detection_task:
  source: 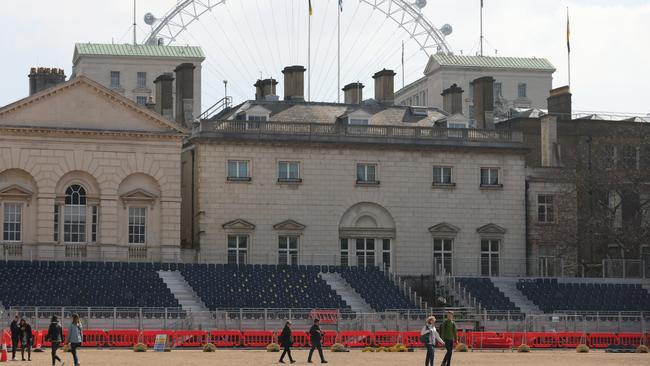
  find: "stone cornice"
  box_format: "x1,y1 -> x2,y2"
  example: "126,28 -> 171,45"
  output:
0,125 -> 184,141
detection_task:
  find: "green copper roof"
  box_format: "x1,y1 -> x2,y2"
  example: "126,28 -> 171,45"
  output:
431,54 -> 555,72
74,43 -> 205,61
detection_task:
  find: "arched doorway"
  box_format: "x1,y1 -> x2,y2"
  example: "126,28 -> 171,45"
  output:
339,202 -> 395,270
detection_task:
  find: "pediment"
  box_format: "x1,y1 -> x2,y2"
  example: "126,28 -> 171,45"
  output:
428,222 -> 460,235
0,184 -> 34,202
273,219 -> 306,231
424,55 -> 441,75
246,105 -> 271,115
120,188 -> 159,208
0,76 -> 187,135
222,219 -> 256,231
476,223 -> 507,235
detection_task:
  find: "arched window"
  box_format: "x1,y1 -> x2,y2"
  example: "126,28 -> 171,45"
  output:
63,185 -> 87,243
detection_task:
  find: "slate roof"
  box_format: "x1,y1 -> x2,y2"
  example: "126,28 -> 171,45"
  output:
73,43 -> 205,63
429,54 -> 555,72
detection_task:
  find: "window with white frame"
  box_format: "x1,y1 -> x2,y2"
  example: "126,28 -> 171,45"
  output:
480,168 -> 500,186
480,239 -> 500,276
227,235 -> 248,264
278,235 -> 299,265
433,238 -> 453,274
340,238 -> 349,266
537,194 -> 555,223
448,122 -> 468,129
2,203 -> 22,242
110,71 -> 120,88
63,184 -> 87,243
53,205 -> 59,242
227,160 -> 250,181
348,118 -> 369,125
494,82 -> 502,97
278,161 -> 300,181
128,207 -> 146,244
381,239 -> 391,269
356,238 -> 375,268
247,115 -> 267,122
433,166 -> 453,185
517,83 -> 527,98
356,163 -> 378,184
136,72 -> 147,89
136,96 -> 148,106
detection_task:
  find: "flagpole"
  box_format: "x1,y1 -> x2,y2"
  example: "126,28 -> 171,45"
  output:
401,40 -> 405,89
479,0 -> 483,56
337,3 -> 341,103
567,7 -> 571,88
308,4 -> 311,101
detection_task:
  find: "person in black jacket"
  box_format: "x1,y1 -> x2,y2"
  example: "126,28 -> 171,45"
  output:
10,315 -> 20,361
307,319 -> 327,364
18,318 -> 33,361
46,316 -> 65,366
278,320 -> 295,364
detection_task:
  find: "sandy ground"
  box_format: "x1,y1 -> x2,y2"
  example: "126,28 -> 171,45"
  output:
29,348 -> 649,366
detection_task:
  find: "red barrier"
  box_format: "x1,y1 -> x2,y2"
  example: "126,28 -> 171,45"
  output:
41,329 -> 69,348
31,330 -> 42,351
242,331 -> 274,347
209,330 -> 242,347
338,331 -> 373,348
374,331 -> 401,347
465,332 -> 499,348
503,332 -> 526,347
321,331 -> 338,347
556,332 -> 585,348
82,330 -> 107,347
617,333 -> 643,347
172,330 -> 208,347
142,330 -> 175,348
588,333 -> 618,349
527,333 -> 557,349
276,330 -> 309,347
402,331 -> 423,348
107,330 -> 140,347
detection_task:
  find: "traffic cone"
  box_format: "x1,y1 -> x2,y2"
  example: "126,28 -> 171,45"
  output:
0,336 -> 7,362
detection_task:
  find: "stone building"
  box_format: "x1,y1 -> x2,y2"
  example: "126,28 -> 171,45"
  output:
182,67 -> 529,277
0,73 -> 187,262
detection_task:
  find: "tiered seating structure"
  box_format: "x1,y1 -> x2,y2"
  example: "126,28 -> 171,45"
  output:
455,277 -> 519,311
336,266 -> 419,311
517,279 -> 650,313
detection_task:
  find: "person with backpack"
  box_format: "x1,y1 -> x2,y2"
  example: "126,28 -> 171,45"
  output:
439,311 -> 458,366
278,320 -> 295,364
420,316 -> 444,366
65,314 -> 83,366
46,315 -> 65,366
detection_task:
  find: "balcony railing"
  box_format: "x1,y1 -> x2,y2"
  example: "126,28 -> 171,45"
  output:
196,120 -> 523,144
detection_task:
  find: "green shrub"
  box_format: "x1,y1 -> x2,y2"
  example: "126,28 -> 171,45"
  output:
576,344 -> 590,353
203,343 -> 217,352
388,343 -> 407,352
266,343 -> 280,352
362,346 -> 375,352
133,343 -> 148,352
62,344 -> 71,353
376,346 -> 388,352
517,344 -> 530,353
330,343 -> 347,352
636,345 -> 649,353
455,343 -> 468,352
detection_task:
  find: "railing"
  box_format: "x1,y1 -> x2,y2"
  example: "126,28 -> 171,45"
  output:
199,96 -> 233,120
197,120 -> 524,143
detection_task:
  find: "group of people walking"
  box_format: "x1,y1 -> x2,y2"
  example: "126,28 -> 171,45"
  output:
278,318 -> 328,364
9,313 -> 83,366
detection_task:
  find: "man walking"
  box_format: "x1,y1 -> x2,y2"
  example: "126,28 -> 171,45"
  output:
10,315 -> 20,361
440,311 -> 458,366
278,320 -> 295,364
308,319 -> 327,363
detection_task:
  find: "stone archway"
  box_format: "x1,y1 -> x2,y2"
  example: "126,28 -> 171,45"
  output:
339,202 -> 395,269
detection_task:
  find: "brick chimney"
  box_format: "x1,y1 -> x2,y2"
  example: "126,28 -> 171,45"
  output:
547,85 -> 572,120
28,67 -> 66,95
373,69 -> 396,104
472,76 -> 495,129
174,63 -> 195,126
282,66 -> 306,102
154,73 -> 174,119
541,115 -> 561,167
254,78 -> 278,101
441,83 -> 464,115
343,82 -> 364,104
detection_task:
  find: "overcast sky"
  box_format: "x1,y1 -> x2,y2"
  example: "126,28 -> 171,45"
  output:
1,0 -> 648,114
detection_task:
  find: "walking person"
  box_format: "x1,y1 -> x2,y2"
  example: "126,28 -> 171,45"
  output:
46,316 -> 65,366
65,314 -> 83,366
307,319 -> 327,364
421,316 -> 444,366
439,311 -> 458,366
10,315 -> 20,361
18,318 -> 33,361
278,320 -> 296,364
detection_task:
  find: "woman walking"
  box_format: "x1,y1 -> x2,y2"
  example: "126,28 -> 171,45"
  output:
66,314 -> 83,366
19,318 -> 33,361
46,316 -> 65,366
420,316 -> 444,366
278,320 -> 295,364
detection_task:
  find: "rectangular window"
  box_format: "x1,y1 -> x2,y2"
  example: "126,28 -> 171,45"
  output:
136,96 -> 148,106
480,239 -> 500,276
278,235 -> 299,265
136,72 -> 147,88
382,239 -> 391,269
356,238 -> 375,268
91,205 -> 98,243
227,235 -> 248,265
349,118 -> 369,126
621,146 -> 638,170
433,166 -> 453,185
53,205 -> 59,242
340,238 -> 349,266
433,238 -> 453,275
63,205 -> 86,243
227,160 -> 250,181
128,207 -> 146,244
640,193 -> 650,227
604,145 -> 616,169
2,203 -> 22,242
494,82 -> 502,97
480,168 -> 500,186
110,71 -> 120,88
537,194 -> 555,223
356,163 -> 378,184
247,115 -> 267,121
278,161 -> 300,181
517,83 -> 527,98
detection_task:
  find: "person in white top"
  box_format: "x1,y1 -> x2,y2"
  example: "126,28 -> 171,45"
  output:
420,316 -> 445,366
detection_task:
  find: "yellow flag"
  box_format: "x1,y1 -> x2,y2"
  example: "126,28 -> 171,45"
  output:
309,0 -> 313,16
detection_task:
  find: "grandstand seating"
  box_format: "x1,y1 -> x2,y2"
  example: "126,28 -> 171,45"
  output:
517,279 -> 650,313
0,261 -> 179,308
455,277 -> 519,311
335,266 -> 419,311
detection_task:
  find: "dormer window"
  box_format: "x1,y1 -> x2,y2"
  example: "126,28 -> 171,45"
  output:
349,118 -> 369,125
247,114 -> 268,122
242,105 -> 271,122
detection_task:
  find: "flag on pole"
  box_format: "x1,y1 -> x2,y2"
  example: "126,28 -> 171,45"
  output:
481,0 -> 483,8
309,0 -> 313,16
339,0 -> 343,12
566,8 -> 571,53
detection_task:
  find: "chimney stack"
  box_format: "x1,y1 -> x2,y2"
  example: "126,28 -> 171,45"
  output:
254,78 -> 278,101
541,115 -> 561,167
547,86 -> 572,120
154,73 -> 174,119
343,82 -> 364,104
282,66 -> 306,101
373,69 -> 396,104
441,84 -> 464,115
174,63 -> 195,126
28,67 -> 66,95
472,76 -> 495,129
